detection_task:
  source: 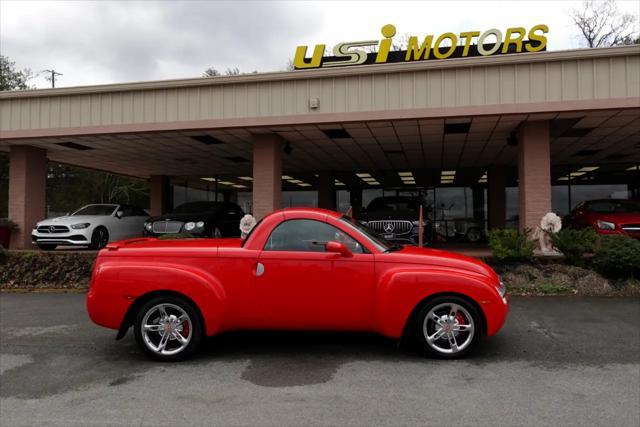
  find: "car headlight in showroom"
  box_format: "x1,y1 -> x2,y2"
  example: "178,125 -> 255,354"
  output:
70,223 -> 90,229
412,220 -> 427,227
184,221 -> 205,231
596,220 -> 615,230
144,222 -> 152,231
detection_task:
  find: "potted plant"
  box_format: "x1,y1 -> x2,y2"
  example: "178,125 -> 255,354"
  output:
0,218 -> 17,248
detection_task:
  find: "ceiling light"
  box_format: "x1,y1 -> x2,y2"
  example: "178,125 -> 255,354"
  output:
478,179 -> 487,183
282,175 -> 293,180
298,183 -> 312,187
441,170 -> 456,176
218,181 -> 234,185
356,173 -> 371,178
570,172 -> 586,177
238,176 -> 253,181
578,166 -> 599,172
232,184 -> 248,189
362,177 -> 377,182
288,179 -> 303,184
627,165 -> 639,171
201,178 -> 217,182
398,172 -> 413,177
557,177 -> 569,181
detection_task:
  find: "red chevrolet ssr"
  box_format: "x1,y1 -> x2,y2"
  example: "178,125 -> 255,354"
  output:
87,208 -> 508,360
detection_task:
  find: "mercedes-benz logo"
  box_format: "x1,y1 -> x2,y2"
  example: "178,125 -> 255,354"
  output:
49,226 -> 56,233
383,223 -> 395,233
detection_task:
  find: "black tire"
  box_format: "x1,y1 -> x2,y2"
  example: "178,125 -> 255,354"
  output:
37,244 -> 57,251
133,295 -> 203,361
89,227 -> 109,250
413,295 -> 483,359
465,227 -> 483,243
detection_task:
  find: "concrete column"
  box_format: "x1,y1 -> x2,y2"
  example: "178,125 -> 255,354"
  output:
317,172 -> 336,210
518,121 -> 551,231
252,133 -> 282,219
487,166 -> 506,229
8,146 -> 47,249
149,175 -> 170,216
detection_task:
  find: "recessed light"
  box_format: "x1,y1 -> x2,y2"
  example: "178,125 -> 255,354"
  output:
238,176 -> 253,181
578,166 -> 599,172
288,179 -> 303,184
398,172 -> 413,177
282,175 -> 293,180
201,178 -> 216,182
356,173 -> 371,178
218,181 -> 234,185
298,183 -> 312,187
232,184 -> 248,189
441,170 -> 456,176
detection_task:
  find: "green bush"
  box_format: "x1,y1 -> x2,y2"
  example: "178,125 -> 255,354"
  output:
592,235 -> 640,279
157,233 -> 196,240
487,229 -> 535,263
549,228 -> 597,266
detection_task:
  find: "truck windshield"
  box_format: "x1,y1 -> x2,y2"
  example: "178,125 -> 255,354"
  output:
339,216 -> 400,252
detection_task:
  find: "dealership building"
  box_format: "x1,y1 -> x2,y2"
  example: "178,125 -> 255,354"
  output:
1,43 -> 639,249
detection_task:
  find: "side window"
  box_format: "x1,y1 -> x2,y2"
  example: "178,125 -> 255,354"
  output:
264,219 -> 364,253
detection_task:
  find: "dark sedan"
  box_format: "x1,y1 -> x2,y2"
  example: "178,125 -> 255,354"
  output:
143,201 -> 244,238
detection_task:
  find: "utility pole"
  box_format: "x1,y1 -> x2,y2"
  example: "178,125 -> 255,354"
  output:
43,69 -> 62,88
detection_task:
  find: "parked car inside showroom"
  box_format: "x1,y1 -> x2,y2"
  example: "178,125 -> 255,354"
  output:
358,195 -> 432,246
87,208 -> 508,361
32,204 -> 149,250
563,199 -> 640,239
143,201 -> 244,238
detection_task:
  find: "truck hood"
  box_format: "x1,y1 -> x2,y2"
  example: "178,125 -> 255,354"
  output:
382,245 -> 498,281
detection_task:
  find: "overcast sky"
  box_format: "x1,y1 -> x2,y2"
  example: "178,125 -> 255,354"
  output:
1,0 -> 638,89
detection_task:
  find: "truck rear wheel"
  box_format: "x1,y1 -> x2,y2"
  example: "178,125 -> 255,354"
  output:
134,296 -> 203,361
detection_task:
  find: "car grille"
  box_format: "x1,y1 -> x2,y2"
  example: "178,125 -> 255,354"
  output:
152,220 -> 183,234
621,224 -> 640,232
367,220 -> 413,235
37,225 -> 70,233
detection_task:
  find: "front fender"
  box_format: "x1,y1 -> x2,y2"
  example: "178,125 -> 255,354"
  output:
87,261 -> 226,336
374,267 -> 506,339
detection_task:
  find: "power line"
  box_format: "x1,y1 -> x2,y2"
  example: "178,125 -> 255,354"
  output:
43,69 -> 63,88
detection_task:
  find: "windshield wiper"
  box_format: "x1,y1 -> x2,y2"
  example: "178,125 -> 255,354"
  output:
384,244 -> 402,253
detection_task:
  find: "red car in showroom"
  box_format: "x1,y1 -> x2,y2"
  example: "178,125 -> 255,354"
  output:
87,208 -> 508,361
563,199 -> 640,239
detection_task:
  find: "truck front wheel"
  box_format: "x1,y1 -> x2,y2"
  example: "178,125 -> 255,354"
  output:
134,296 -> 203,361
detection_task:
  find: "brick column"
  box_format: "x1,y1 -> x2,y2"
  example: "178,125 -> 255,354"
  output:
252,133 -> 282,219
518,121 -> 551,231
487,166 -> 506,229
8,146 -> 47,249
149,175 -> 170,216
317,172 -> 335,210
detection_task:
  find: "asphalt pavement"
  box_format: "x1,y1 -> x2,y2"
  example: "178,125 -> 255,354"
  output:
0,293 -> 638,426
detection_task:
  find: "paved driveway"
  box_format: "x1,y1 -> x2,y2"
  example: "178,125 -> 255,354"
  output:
0,294 -> 638,426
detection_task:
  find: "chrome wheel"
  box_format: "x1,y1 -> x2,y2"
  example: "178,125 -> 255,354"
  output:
141,303 -> 193,356
423,302 -> 475,355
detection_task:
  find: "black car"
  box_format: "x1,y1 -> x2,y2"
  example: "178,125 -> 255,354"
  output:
358,196 -> 431,247
144,201 -> 244,238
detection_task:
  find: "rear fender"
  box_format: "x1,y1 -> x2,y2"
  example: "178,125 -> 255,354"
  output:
374,268 -> 499,338
102,262 -> 226,337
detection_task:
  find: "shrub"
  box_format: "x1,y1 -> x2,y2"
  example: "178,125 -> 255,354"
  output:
549,228 -> 597,266
157,233 -> 196,240
592,235 -> 640,280
487,229 -> 535,263
0,245 -> 6,264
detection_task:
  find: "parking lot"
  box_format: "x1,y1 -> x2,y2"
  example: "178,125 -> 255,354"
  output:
0,294 -> 638,426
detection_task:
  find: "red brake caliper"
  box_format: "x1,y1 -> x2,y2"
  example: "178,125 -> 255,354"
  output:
181,321 -> 190,338
455,312 -> 466,326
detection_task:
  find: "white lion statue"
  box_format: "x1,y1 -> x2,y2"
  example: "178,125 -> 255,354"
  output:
533,212 -> 562,253
239,214 -> 257,239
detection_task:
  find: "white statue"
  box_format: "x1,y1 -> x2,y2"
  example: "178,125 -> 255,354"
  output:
239,214 -> 257,239
533,212 -> 562,253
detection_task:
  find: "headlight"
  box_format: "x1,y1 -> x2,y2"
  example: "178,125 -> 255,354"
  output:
70,223 -> 90,229
358,220 -> 368,226
596,220 -> 615,230
412,221 -> 427,226
184,222 -> 196,231
144,222 -> 152,231
196,221 -> 205,228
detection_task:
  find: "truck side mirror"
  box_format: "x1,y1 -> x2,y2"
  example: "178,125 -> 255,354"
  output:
325,241 -> 353,258
115,211 -> 124,219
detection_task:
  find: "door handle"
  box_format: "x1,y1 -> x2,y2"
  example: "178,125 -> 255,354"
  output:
255,262 -> 265,277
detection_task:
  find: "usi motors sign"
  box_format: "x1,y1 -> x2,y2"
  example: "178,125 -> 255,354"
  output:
293,24 -> 548,69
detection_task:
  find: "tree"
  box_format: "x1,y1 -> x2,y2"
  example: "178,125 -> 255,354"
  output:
203,67 -> 258,77
0,55 -> 32,91
570,0 -> 639,48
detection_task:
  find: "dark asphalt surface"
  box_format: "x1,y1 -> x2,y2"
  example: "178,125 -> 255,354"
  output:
0,294 -> 638,426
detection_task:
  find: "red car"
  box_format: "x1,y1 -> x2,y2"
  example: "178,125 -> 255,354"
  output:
87,208 -> 508,361
563,199 -> 640,239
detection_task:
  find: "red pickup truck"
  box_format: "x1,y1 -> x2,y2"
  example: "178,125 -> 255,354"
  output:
87,208 -> 508,361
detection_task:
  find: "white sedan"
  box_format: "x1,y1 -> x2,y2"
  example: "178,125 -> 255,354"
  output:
31,204 -> 149,250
